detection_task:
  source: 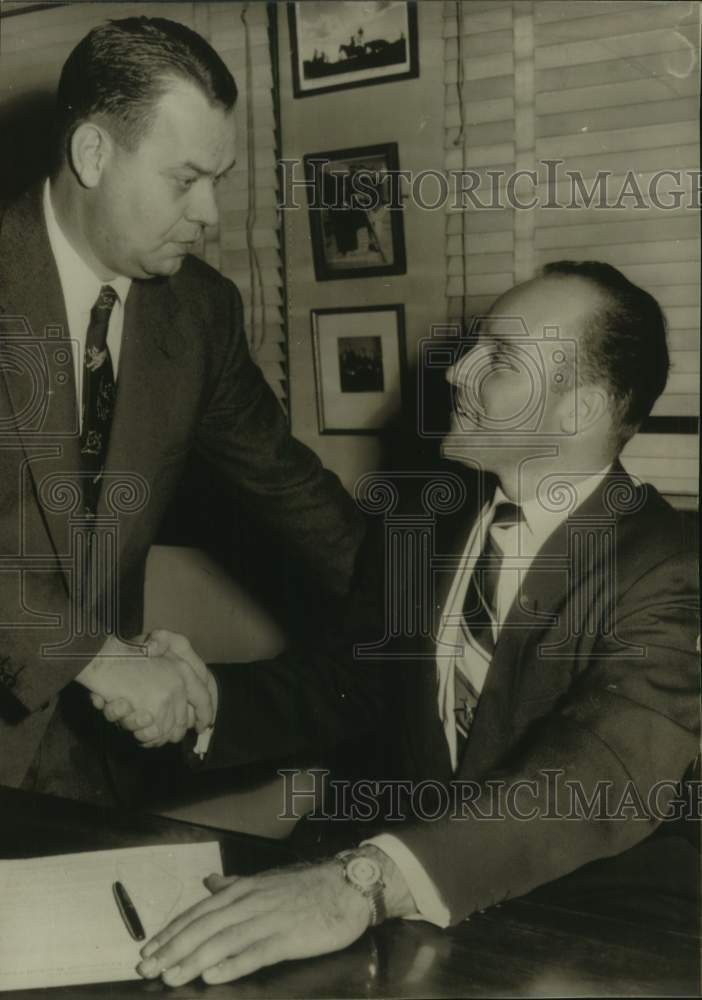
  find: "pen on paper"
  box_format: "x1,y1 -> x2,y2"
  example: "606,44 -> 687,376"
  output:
112,880 -> 146,941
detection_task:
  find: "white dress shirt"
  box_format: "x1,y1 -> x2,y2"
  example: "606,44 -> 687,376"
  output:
368,467 -> 612,926
43,180 -> 131,428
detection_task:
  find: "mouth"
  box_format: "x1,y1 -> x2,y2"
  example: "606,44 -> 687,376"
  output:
451,404 -> 480,428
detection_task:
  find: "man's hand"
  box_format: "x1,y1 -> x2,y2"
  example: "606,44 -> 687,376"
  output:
136,862 -> 371,987
78,633 -> 215,746
136,847 -> 417,986
90,631 -> 218,747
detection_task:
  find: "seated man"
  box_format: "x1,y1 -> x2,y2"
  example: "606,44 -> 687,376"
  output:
103,261 -> 698,987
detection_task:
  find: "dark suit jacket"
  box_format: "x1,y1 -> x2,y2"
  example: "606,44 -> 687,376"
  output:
201,465 -> 700,925
0,184 -> 364,790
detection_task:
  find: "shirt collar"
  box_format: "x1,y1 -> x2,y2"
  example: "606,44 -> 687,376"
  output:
43,179 -> 131,314
490,465 -> 613,550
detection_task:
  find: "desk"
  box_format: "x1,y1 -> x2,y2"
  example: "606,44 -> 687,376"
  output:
1,788 -> 698,998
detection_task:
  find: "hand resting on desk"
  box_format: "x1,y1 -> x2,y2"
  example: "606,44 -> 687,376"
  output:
84,630 -> 217,747
137,846 -> 416,987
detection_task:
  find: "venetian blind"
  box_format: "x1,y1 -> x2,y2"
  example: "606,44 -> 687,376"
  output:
0,0 -> 287,410
443,0 -> 699,503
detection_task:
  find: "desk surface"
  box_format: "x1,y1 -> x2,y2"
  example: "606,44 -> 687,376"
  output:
1,788 -> 699,999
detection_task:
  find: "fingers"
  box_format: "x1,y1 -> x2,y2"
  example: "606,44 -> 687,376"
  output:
141,912 -> 277,987
167,925 -> 285,988
115,709 -> 154,731
167,722 -> 188,745
143,630 -> 171,658
202,937 -> 286,986
154,700 -> 176,739
102,698 -> 133,723
205,874 -> 239,894
141,876 -> 250,960
177,662 -> 214,733
144,630 -> 212,732
147,630 -> 203,671
90,693 -> 106,710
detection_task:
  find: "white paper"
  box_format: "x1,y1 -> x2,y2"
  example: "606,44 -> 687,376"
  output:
0,840 -> 222,991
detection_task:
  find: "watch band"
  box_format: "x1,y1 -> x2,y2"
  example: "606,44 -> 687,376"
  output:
336,849 -> 387,927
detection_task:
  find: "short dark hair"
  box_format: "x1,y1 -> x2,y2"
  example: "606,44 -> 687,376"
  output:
541,260 -> 669,451
53,17 -> 237,171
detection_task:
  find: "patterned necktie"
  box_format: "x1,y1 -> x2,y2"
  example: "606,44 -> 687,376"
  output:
454,501 -> 524,751
80,285 -> 118,514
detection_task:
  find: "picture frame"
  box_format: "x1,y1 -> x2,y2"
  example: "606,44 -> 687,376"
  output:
288,0 -> 419,99
304,142 -> 406,281
311,305 -> 407,434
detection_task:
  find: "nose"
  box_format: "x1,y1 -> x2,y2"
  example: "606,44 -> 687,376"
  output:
445,351 -> 475,386
186,180 -> 219,229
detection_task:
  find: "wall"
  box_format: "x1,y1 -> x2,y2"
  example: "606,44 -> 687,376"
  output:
443,0 -> 699,504
277,1 -> 447,492
278,0 -> 698,503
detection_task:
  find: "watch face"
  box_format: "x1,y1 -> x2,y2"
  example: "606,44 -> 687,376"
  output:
346,856 -> 381,890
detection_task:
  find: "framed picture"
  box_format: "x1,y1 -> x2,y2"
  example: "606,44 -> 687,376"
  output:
288,0 -> 419,99
311,305 -> 407,434
304,143 -> 406,281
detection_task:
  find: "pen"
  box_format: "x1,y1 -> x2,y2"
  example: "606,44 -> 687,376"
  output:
112,880 -> 146,941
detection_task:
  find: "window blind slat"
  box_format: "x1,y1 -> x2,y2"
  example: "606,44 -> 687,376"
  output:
534,213 -> 698,244
535,25 -> 698,70
536,48 -> 696,92
445,97 -> 514,127
537,121 -> 697,159
537,74 -> 698,116
445,74 -> 514,102
537,97 -> 699,138
538,5 -> 695,44
443,5 -> 512,35
536,1 -> 669,23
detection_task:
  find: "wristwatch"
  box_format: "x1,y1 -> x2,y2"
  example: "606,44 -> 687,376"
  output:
335,849 -> 386,927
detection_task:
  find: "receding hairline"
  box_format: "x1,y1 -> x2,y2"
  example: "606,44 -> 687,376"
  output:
485,272 -> 609,342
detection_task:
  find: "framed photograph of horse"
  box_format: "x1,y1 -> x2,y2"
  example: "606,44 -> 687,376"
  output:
304,142 -> 407,281
288,1 -> 419,98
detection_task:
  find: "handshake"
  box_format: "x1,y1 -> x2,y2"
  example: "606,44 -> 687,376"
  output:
77,630 -> 216,748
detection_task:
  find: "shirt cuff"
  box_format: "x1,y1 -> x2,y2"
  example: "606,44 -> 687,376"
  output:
193,726 -> 214,759
362,833 -> 451,928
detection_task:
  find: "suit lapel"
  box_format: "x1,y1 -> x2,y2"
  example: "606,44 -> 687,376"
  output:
0,185 -> 193,572
95,275 -> 190,542
458,466 -> 633,777
0,185 -> 81,568
400,476 -> 487,784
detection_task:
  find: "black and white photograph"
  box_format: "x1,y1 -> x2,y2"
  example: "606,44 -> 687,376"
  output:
288,0 -> 419,98
338,335 -> 385,393
304,142 -> 406,280
0,0 -> 699,997
312,305 -> 405,432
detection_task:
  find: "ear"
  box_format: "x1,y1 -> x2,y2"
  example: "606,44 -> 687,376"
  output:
69,121 -> 112,188
560,383 -> 609,435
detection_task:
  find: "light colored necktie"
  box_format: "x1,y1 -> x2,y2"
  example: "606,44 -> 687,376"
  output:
454,501 -> 524,752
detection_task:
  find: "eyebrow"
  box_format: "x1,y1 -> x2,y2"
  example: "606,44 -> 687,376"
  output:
175,158 -> 237,179
473,319 -> 500,342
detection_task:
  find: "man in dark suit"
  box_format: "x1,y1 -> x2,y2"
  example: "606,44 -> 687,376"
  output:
126,262 -> 698,988
0,17 -> 362,801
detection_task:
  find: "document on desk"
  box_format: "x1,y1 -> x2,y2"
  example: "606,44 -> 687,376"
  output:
0,840 -> 222,991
